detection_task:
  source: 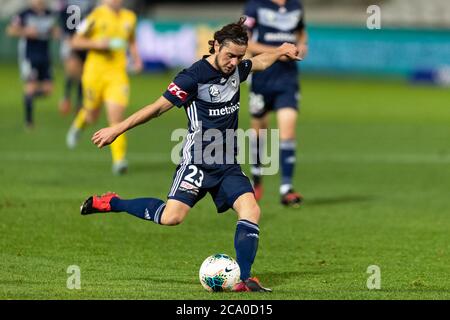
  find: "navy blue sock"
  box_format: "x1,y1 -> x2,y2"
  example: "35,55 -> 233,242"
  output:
76,81 -> 83,110
110,198 -> 166,224
250,133 -> 264,183
234,219 -> 260,281
24,94 -> 33,125
280,139 -> 296,191
64,77 -> 73,99
34,90 -> 45,98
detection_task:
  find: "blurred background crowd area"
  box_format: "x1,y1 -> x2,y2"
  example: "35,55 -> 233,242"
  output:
1,0 -> 450,84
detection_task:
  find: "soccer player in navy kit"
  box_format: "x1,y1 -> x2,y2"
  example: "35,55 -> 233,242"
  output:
7,0 -> 60,129
80,18 -> 300,292
58,0 -> 95,115
243,0 -> 308,206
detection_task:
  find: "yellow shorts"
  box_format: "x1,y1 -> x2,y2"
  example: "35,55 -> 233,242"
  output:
82,71 -> 129,110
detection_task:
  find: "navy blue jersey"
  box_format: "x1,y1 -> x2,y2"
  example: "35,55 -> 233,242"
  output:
244,0 -> 305,88
163,57 -> 253,167
12,8 -> 57,62
58,0 -> 94,36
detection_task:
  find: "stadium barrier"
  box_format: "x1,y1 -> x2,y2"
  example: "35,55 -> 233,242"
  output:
2,18 -> 450,84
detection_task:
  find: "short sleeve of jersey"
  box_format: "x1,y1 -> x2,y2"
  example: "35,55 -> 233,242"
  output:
238,59 -> 253,82
243,0 -> 258,31
162,71 -> 198,108
76,9 -> 96,36
11,10 -> 27,27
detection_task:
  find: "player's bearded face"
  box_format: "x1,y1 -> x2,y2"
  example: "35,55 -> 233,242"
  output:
215,42 -> 247,75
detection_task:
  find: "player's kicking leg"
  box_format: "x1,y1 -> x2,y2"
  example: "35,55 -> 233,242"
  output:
231,192 -> 272,292
81,194 -> 190,226
277,108 -> 303,207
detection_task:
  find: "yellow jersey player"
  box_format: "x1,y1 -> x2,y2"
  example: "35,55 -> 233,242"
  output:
66,0 -> 143,175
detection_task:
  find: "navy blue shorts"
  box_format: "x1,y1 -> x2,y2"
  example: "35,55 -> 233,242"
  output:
249,84 -> 299,118
20,58 -> 52,82
167,164 -> 254,213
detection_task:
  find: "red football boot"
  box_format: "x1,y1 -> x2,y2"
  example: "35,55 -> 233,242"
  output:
253,183 -> 263,202
233,277 -> 272,292
80,192 -> 120,215
281,189 -> 304,207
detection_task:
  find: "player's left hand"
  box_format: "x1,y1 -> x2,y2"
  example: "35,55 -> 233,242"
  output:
92,127 -> 119,148
132,59 -> 144,73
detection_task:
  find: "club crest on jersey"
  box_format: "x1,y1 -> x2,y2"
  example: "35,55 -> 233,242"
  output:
208,85 -> 221,102
231,78 -> 237,88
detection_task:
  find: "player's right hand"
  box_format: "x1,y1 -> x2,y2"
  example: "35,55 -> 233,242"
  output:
92,127 -> 119,148
23,26 -> 39,39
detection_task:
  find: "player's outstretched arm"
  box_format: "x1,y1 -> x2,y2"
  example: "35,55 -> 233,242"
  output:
71,34 -> 110,51
250,42 -> 301,72
92,96 -> 174,148
6,22 -> 38,39
129,39 -> 143,73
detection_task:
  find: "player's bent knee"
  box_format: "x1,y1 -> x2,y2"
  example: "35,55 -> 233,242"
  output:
160,205 -> 189,226
161,211 -> 185,226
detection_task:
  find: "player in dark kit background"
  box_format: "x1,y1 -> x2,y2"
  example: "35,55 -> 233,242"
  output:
243,0 -> 308,206
57,0 -> 95,115
7,0 -> 60,130
79,18 -> 301,292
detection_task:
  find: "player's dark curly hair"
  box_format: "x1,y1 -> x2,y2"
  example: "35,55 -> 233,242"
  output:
208,17 -> 249,54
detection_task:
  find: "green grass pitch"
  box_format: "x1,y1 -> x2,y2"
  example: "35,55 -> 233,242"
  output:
0,62 -> 449,299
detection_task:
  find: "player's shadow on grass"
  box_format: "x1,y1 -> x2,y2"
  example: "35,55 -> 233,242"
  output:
133,277 -> 197,286
304,195 -> 374,207
257,270 -> 322,287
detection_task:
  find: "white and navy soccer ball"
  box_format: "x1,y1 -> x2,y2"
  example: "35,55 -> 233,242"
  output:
199,254 -> 241,292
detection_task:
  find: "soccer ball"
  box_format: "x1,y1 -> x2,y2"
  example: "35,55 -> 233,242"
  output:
199,254 -> 241,292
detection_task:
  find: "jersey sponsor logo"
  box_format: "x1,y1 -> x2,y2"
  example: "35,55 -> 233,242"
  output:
168,82 -> 188,101
264,32 -> 297,43
179,181 -> 199,195
26,15 -> 56,40
180,181 -> 197,190
257,8 -> 302,31
208,102 -> 240,117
